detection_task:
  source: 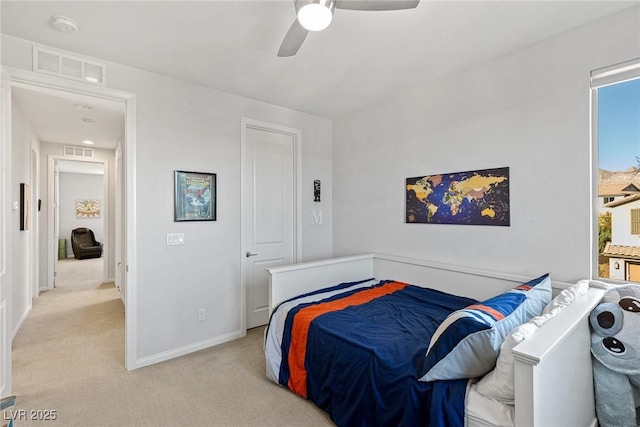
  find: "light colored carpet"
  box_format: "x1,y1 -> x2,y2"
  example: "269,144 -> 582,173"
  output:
9,258 -> 333,426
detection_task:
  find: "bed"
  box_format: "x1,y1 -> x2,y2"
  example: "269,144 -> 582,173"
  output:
264,253 -> 605,427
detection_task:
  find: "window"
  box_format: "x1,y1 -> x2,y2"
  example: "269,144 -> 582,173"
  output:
632,209 -> 640,235
593,58 -> 640,281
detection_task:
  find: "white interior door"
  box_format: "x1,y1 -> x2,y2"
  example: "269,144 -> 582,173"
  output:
53,163 -> 59,286
242,123 -> 297,329
115,144 -> 124,299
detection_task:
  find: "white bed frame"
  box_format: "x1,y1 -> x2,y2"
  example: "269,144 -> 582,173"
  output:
267,253 -> 604,427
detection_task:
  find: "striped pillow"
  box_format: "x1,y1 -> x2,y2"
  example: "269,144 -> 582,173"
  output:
419,274 -> 551,382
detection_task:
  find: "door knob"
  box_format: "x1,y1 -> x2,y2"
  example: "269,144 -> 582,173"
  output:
246,252 -> 258,258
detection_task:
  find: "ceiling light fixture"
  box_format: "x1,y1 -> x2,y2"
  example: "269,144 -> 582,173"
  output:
82,140 -> 95,145
296,0 -> 335,31
50,15 -> 80,33
81,118 -> 95,123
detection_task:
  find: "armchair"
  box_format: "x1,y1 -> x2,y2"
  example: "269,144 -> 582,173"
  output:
71,228 -> 103,260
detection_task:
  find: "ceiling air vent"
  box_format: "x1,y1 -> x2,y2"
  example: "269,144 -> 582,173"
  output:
64,146 -> 94,158
33,46 -> 106,86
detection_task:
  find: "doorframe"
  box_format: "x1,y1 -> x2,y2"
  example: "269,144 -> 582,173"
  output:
47,156 -> 109,287
6,67 -> 138,371
240,118 -> 302,331
30,147 -> 39,300
1,67 -> 12,397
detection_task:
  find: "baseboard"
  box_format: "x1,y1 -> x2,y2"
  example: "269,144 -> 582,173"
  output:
11,303 -> 31,340
133,329 -> 246,369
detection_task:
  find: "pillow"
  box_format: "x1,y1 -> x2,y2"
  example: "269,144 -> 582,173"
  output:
419,273 -> 552,382
474,322 -> 538,403
542,280 -> 588,314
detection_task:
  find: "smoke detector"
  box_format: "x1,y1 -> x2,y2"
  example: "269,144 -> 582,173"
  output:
51,15 -> 79,33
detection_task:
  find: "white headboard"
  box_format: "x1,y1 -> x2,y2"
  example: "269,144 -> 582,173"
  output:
268,253 -> 570,312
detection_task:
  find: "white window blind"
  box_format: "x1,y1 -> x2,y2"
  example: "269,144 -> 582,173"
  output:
591,58 -> 640,89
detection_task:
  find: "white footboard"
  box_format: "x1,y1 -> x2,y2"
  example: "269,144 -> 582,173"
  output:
512,287 -> 604,427
268,254 -> 375,314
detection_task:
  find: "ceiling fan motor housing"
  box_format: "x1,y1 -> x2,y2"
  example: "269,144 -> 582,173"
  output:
295,0 -> 336,15
295,0 -> 336,31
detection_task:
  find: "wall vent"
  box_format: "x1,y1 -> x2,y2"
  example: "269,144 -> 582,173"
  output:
64,146 -> 94,158
33,46 -> 106,86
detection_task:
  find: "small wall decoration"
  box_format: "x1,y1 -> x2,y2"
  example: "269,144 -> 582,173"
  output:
314,180 -> 321,202
76,199 -> 101,219
20,183 -> 30,230
174,170 -> 216,222
406,167 -> 510,226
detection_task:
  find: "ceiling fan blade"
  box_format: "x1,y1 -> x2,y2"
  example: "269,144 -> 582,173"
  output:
278,19 -> 309,57
335,0 -> 419,11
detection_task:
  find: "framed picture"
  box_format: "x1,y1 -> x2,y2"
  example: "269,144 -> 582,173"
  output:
20,183 -> 30,231
174,170 -> 216,222
76,199 -> 101,218
406,166 -> 510,226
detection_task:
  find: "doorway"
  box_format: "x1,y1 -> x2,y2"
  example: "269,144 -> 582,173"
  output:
53,159 -> 107,284
241,119 -> 301,329
3,67 -> 137,385
10,85 -> 120,292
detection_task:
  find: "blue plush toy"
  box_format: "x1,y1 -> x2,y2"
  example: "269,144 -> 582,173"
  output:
589,284 -> 640,427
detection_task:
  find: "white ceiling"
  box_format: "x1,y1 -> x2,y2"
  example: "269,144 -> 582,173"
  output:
12,86 -> 125,150
2,1 -> 638,128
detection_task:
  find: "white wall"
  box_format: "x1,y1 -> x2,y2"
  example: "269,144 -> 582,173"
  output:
59,172 -> 105,258
610,200 -> 640,247
10,97 -> 38,335
2,35 -> 333,364
333,7 -> 640,284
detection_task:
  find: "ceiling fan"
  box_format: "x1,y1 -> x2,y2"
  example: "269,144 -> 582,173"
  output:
278,0 -> 420,57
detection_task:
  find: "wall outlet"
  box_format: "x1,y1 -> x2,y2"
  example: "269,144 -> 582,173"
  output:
198,308 -> 206,322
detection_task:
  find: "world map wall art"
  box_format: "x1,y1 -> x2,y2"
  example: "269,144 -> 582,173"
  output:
406,167 -> 510,226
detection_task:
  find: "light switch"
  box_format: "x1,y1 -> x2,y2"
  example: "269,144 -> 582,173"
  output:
166,233 -> 185,245
12,201 -> 18,211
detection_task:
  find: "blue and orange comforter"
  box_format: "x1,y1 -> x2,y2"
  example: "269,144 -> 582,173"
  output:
265,279 -> 477,427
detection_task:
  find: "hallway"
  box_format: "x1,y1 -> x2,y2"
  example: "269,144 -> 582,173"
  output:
10,258 -> 124,423
5,255 -> 334,426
